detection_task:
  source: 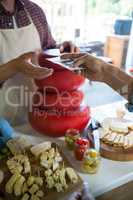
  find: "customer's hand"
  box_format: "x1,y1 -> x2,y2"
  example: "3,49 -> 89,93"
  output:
61,53 -> 105,82
60,41 -> 80,53
12,52 -> 53,79
68,182 -> 95,200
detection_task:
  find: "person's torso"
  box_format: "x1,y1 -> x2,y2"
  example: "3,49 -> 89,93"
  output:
0,0 -> 42,125
0,0 -> 48,49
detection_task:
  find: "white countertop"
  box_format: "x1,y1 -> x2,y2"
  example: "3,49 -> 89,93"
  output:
14,100 -> 133,198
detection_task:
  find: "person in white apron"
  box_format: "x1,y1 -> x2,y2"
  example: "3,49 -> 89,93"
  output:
0,9 -> 53,126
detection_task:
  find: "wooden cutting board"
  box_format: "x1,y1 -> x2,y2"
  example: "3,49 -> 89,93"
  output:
100,141 -> 133,161
89,133 -> 133,161
0,142 -> 83,200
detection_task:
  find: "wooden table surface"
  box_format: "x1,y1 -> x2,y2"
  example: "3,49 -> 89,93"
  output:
97,181 -> 133,200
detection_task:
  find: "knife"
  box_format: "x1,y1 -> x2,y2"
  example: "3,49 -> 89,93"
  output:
47,57 -> 83,72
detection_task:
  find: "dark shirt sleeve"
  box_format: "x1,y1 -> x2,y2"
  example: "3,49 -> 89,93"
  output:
42,14 -> 56,49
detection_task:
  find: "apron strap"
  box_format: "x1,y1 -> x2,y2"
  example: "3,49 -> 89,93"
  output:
24,8 -> 33,24
13,16 -> 17,29
13,8 -> 33,29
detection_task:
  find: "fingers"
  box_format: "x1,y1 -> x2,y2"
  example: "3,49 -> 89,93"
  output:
15,52 -> 54,79
20,52 -> 35,60
27,69 -> 53,79
60,45 -> 64,53
20,50 -> 42,66
33,68 -> 53,79
68,192 -> 81,200
70,43 -> 75,53
73,54 -> 88,67
24,63 -> 53,79
75,47 -> 80,53
60,41 -> 80,54
70,46 -> 80,53
60,41 -> 71,53
31,49 -> 42,65
82,182 -> 95,200
60,53 -> 86,60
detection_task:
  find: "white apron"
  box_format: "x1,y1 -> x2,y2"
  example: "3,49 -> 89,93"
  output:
126,21 -> 133,70
0,10 -> 41,126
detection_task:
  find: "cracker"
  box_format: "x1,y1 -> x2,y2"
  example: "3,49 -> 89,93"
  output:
107,132 -> 117,145
124,136 -> 130,149
126,132 -> 133,148
117,134 -> 124,147
102,133 -> 111,142
113,134 -> 121,146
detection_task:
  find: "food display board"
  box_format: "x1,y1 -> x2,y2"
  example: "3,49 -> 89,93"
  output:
100,141 -> 133,161
0,138 -> 83,200
99,118 -> 133,161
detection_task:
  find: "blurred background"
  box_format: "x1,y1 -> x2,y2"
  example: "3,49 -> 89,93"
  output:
32,0 -> 133,69
31,0 -> 133,43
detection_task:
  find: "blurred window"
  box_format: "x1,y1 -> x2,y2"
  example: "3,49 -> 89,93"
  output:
31,0 -> 133,44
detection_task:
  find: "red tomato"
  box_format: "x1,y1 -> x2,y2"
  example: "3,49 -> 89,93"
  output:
32,90 -> 84,110
75,138 -> 89,146
74,138 -> 90,161
66,128 -> 80,136
28,106 -> 90,137
35,70 -> 85,92
74,147 -> 86,161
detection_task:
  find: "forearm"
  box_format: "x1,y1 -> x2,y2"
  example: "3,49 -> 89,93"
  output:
0,60 -> 17,81
102,63 -> 133,103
